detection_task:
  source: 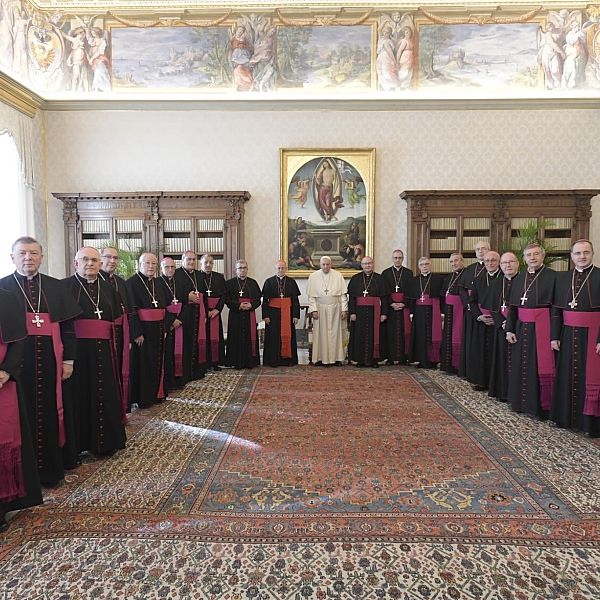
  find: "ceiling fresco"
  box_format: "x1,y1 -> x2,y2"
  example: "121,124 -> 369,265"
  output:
1,2 -> 600,102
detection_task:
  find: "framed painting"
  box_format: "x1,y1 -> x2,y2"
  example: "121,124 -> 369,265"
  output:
280,148 -> 375,278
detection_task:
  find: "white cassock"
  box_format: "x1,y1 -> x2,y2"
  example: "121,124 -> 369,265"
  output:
307,268 -> 349,364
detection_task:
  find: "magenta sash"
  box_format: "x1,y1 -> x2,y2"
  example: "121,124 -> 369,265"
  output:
478,305 -> 492,317
416,295 -> 442,363
26,313 -> 66,447
0,342 -> 25,502
445,294 -> 464,369
563,311 -> 600,417
391,292 -> 411,353
114,314 -> 130,422
501,305 -> 509,318
166,303 -> 184,376
356,296 -> 382,359
207,297 -> 221,362
240,297 -> 258,357
195,293 -> 208,364
518,307 -> 554,410
138,308 -> 166,399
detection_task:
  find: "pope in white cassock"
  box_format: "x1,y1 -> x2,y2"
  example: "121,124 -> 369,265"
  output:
307,256 -> 348,366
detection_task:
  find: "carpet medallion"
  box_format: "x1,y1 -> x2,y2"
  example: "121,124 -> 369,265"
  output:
1,366 -> 600,599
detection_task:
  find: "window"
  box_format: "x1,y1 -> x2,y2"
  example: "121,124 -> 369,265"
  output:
0,133 -> 25,275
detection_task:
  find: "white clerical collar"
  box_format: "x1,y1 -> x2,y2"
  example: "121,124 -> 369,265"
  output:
17,270 -> 39,281
488,269 -> 499,276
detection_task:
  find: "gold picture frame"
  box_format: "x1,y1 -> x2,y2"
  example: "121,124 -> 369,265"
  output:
280,148 -> 375,279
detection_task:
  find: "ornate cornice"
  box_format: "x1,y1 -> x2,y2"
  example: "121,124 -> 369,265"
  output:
0,72 -> 42,119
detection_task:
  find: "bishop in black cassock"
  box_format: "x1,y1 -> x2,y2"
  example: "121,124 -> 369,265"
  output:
506,245 -> 557,419
64,247 -> 126,456
127,253 -> 175,408
262,261 -> 301,367
550,241 -> 600,437
158,257 -> 186,392
225,262 -> 262,369
199,255 -> 227,370
466,252 -> 502,389
440,254 -> 465,375
174,252 -> 206,384
0,289 -> 42,532
486,253 -> 519,403
408,258 -> 444,369
348,257 -> 390,368
0,237 -> 82,484
381,251 -> 413,365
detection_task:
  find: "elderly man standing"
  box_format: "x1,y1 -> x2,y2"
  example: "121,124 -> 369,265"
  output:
225,260 -> 262,369
506,244 -> 557,419
198,254 -> 227,371
100,246 -> 134,413
458,240 -> 491,377
440,253 -> 465,375
408,257 -> 444,369
127,253 -> 174,408
0,237 -> 82,485
550,240 -> 600,437
486,252 -> 519,403
174,250 -> 206,384
262,260 -> 301,367
63,246 -> 126,456
158,257 -> 185,391
381,249 -> 413,365
348,256 -> 389,368
307,256 -> 348,366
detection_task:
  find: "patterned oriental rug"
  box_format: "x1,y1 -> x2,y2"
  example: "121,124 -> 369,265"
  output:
1,367 -> 600,599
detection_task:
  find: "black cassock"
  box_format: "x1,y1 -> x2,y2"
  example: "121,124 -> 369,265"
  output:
381,266 -> 413,364
466,270 -> 502,387
100,270 -> 134,410
440,268 -> 465,375
348,272 -> 390,366
0,273 -> 81,484
485,274 -> 515,402
457,261 -> 486,377
174,268 -> 206,383
63,274 -> 126,455
198,271 -> 227,368
225,277 -> 262,369
262,275 -> 301,367
0,289 -> 42,521
506,266 -> 557,418
550,266 -> 600,436
407,273 -> 444,368
157,275 -> 186,392
127,273 -> 175,408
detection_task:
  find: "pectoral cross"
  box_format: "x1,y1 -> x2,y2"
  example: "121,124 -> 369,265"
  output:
569,298 -> 578,309
280,293 -> 284,299
239,290 -> 244,296
501,301 -> 507,311
172,297 -> 179,305
520,294 -> 528,306
324,287 -> 329,295
206,289 -> 212,297
31,313 -> 44,328
420,294 -> 425,302
94,306 -> 103,320
151,298 -> 159,308
395,284 -> 400,293
362,289 -> 369,297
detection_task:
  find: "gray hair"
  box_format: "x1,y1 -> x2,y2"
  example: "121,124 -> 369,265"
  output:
12,236 -> 42,253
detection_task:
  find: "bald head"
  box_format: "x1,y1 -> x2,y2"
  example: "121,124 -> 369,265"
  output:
276,260 -> 287,277
74,246 -> 102,281
139,252 -> 158,278
475,241 -> 490,260
161,256 -> 176,278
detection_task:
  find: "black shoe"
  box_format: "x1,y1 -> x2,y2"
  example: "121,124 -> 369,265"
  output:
472,385 -> 488,391
212,366 -> 222,372
0,519 -> 8,533
357,363 -> 366,368
314,361 -> 323,367
334,361 -> 343,367
386,360 -> 395,365
370,363 -> 379,368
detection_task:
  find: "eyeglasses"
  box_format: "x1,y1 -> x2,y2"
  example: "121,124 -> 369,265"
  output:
79,257 -> 101,264
102,254 -> 119,260
500,260 -> 518,265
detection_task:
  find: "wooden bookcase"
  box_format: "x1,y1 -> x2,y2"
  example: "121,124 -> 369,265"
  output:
402,190 -> 597,275
56,191 -> 250,278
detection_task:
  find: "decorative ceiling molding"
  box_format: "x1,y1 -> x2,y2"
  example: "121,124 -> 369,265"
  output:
0,73 -> 42,118
419,5 -> 543,25
38,96 -> 600,112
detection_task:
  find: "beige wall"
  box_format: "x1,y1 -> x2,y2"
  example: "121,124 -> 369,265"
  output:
44,108 -> 600,289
